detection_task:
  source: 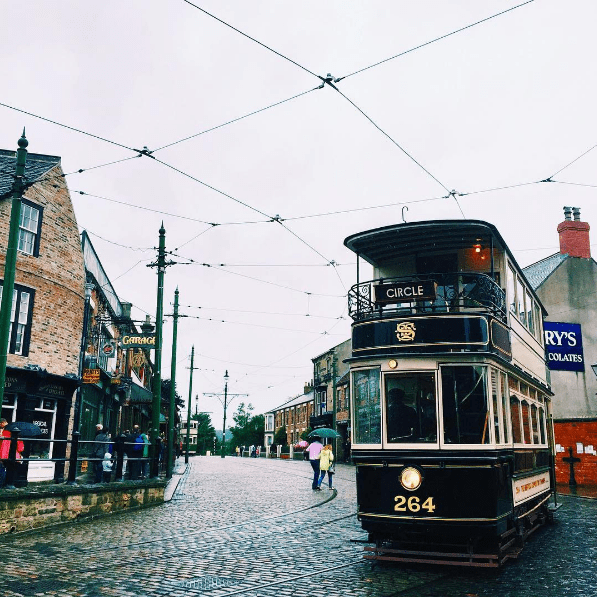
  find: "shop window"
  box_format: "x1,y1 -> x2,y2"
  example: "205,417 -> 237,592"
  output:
29,398 -> 56,459
441,366 -> 490,445
18,200 -> 43,257
521,401 -> 531,443
352,368 -> 381,445
0,283 -> 35,356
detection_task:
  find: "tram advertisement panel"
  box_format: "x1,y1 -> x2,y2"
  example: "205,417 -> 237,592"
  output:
543,321 -> 584,372
352,315 -> 488,355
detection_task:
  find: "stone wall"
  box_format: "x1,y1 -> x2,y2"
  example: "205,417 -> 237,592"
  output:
0,480 -> 166,534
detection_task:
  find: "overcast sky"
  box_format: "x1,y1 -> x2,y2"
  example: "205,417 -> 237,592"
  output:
2,1 -> 597,429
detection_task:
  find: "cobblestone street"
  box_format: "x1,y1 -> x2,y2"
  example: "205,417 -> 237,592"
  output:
1,457 -> 596,597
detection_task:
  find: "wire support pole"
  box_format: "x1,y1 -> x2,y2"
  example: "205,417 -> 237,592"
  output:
147,223 -> 169,476
185,346 -> 195,465
0,130 -> 28,404
167,288 -> 180,478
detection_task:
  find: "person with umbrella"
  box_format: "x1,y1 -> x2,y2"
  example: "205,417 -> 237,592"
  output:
0,418 -> 25,488
305,435 -> 323,491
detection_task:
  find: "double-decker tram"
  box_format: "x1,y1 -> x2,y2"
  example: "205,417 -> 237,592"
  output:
344,220 -> 556,567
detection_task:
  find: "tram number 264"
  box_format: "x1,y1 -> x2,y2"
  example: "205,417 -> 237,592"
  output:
394,495 -> 436,513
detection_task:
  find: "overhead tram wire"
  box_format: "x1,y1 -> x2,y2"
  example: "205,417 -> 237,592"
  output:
172,260 -> 345,298
335,0 -> 536,82
181,303 -> 346,320
152,85 -> 323,152
0,101 -> 137,152
546,142 -> 597,180
184,314 -> 345,336
180,0 -> 321,80
322,80 -> 459,215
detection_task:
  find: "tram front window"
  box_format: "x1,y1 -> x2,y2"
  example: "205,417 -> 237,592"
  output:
385,374 -> 437,443
441,366 -> 490,444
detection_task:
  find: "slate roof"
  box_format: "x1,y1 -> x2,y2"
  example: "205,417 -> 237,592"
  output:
0,149 -> 61,198
522,252 -> 568,291
268,390 -> 314,413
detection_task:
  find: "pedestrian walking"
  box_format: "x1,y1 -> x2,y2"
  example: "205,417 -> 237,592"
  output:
140,429 -> 150,478
317,444 -> 335,489
305,436 -> 323,490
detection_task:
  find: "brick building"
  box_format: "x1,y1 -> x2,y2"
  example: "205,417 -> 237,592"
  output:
311,339 -> 351,460
524,207 -> 597,485
0,147 -> 85,484
78,231 -> 154,447
268,386 -> 315,448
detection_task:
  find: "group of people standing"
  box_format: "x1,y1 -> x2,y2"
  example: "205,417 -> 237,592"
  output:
91,423 -> 151,483
305,436 -> 334,491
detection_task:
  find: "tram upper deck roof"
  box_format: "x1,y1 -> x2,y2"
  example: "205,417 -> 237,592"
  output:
344,220 -> 508,266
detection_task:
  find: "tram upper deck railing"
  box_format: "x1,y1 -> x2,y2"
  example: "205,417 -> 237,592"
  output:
348,271 -> 507,323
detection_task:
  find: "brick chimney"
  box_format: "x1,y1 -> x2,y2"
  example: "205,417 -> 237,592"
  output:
557,206 -> 591,258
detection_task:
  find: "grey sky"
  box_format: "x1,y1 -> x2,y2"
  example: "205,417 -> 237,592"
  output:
2,1 -> 596,426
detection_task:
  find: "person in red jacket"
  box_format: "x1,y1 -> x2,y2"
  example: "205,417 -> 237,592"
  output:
0,418 -> 25,488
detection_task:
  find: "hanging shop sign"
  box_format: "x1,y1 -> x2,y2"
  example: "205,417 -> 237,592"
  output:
543,321 -> 584,372
82,369 -> 101,384
120,334 -> 156,348
374,281 -> 436,304
101,341 -> 116,357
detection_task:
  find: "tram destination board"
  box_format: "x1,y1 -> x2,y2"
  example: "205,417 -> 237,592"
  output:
374,280 -> 436,304
352,315 -> 489,356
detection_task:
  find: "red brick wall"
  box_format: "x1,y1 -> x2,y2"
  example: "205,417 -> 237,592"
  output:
0,164 -> 85,376
554,419 -> 597,485
557,220 -> 591,258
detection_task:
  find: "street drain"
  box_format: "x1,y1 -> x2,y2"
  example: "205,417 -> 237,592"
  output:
179,575 -> 240,591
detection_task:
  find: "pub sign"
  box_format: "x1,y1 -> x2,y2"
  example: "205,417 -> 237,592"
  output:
543,321 -> 584,372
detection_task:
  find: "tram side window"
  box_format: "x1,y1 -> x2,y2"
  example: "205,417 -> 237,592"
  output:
385,373 -> 436,443
441,366 -> 490,445
522,401 -> 532,443
507,265 -> 516,316
530,403 -> 540,444
352,369 -> 381,444
500,371 -> 510,444
538,405 -> 547,444
510,396 -> 523,443
491,368 -> 501,444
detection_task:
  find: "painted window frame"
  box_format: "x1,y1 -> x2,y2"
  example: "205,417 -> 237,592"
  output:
17,199 -> 43,257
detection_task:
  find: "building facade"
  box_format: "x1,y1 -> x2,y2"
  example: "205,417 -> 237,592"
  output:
79,231 -> 154,448
0,148 -> 85,483
268,386 -> 314,448
524,206 -> 597,485
311,339 -> 351,460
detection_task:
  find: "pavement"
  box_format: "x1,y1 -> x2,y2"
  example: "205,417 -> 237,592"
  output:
0,456 -> 596,597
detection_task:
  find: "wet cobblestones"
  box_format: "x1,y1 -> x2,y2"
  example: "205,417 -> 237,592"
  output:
0,457 -> 595,596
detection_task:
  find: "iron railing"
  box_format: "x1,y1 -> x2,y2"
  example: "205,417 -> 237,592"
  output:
0,430 -> 167,489
348,272 -> 507,323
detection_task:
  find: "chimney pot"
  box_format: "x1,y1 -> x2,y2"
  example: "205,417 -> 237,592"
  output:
557,206 -> 590,258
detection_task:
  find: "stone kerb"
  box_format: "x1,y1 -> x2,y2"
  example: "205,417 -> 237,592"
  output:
0,479 -> 166,535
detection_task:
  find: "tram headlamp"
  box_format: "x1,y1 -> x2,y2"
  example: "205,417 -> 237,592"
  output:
400,467 -> 422,491
388,359 -> 398,369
